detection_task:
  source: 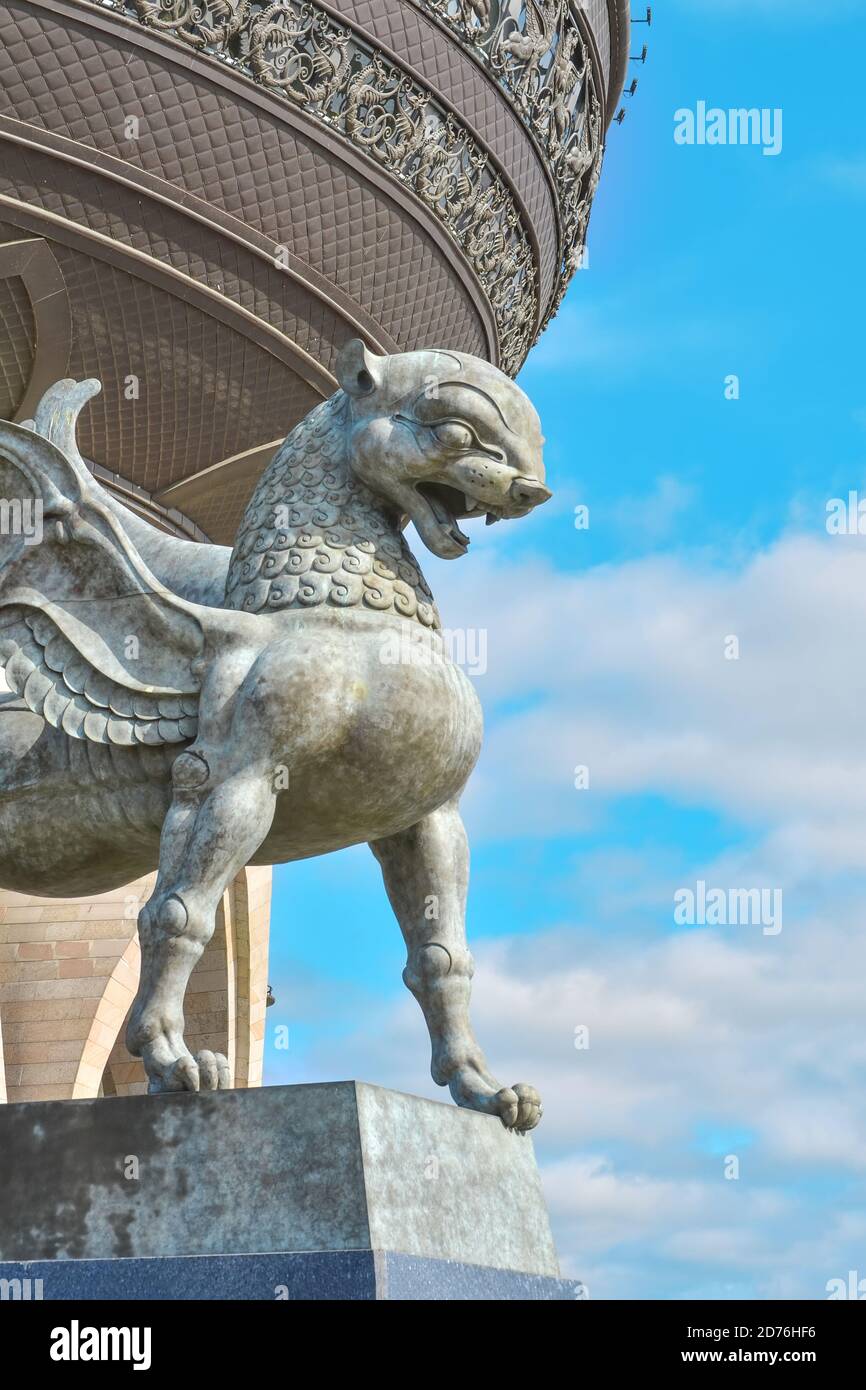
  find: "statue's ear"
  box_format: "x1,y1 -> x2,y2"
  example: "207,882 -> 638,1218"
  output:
335,338 -> 384,397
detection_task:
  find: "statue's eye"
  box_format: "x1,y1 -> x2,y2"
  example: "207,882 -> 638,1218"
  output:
431,421 -> 474,450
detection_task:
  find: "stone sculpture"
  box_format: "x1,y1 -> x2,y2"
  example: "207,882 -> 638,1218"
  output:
0,342 -> 550,1130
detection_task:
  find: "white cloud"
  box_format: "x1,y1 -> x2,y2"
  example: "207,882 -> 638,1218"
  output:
249,506 -> 866,1301
426,533 -> 866,880
273,527 -> 866,1298
606,474 -> 696,543
296,912 -> 866,1297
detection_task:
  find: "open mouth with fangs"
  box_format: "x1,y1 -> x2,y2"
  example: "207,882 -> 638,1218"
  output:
413,481 -> 502,553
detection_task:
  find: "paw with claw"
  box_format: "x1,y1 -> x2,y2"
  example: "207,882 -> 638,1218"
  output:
145,1047 -> 232,1094
128,1009 -> 232,1093
444,1056 -> 543,1132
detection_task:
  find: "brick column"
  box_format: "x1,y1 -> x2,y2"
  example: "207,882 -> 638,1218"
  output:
0,867 -> 272,1102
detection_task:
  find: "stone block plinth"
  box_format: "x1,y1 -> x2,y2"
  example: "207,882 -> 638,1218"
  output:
0,1081 -> 578,1300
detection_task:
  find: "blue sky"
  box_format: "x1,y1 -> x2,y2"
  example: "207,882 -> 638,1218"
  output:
263,2 -> 866,1298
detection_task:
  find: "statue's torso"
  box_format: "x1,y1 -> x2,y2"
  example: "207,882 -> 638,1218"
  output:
221,395 -> 484,859
244,607 -> 483,862
0,391 -> 483,892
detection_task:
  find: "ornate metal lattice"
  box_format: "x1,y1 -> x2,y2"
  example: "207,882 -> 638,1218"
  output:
416,0 -> 605,327
105,0 -> 543,370
101,1 -> 606,361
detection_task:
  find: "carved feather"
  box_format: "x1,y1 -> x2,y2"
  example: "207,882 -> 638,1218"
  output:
0,381 -> 208,749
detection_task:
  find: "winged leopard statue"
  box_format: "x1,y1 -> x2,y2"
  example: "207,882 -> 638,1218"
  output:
0,341 -> 551,1130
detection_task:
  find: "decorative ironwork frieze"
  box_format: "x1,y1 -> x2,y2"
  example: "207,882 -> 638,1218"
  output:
99,0 -> 540,371
415,0 -> 605,328
95,0 -> 605,358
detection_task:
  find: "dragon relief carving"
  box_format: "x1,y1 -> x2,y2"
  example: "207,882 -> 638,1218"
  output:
0,346 -> 551,1128
344,59 -> 430,166
130,0 -> 250,50
245,5 -> 352,102
494,0 -> 558,98
419,0 -> 606,326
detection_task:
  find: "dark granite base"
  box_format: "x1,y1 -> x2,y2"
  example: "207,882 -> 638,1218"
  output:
0,1250 -> 582,1301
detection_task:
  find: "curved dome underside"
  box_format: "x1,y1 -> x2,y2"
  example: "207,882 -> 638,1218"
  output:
0,0 -> 629,542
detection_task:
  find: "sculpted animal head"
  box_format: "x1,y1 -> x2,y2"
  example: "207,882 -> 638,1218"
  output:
336,339 -> 551,559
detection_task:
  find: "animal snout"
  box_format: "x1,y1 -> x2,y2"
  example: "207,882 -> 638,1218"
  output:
508,478 -> 552,508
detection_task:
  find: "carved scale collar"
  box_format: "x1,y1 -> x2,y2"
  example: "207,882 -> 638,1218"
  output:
224,394 -> 440,629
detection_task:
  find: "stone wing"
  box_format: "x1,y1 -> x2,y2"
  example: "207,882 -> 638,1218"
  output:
0,379 -> 204,747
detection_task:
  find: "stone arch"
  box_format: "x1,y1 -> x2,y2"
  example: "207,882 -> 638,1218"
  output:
73,934 -> 141,1099
1,868 -> 272,1103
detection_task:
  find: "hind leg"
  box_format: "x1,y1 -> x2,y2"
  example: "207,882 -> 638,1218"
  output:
127,750 -> 276,1093
370,798 -> 541,1132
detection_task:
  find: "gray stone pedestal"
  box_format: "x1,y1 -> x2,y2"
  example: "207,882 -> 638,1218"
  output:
0,1081 -> 579,1300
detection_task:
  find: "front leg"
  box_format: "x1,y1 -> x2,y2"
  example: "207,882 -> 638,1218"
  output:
127,750 -> 276,1093
370,799 -> 541,1132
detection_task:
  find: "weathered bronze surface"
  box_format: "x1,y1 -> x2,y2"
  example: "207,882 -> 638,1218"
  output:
0,343 -> 549,1128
